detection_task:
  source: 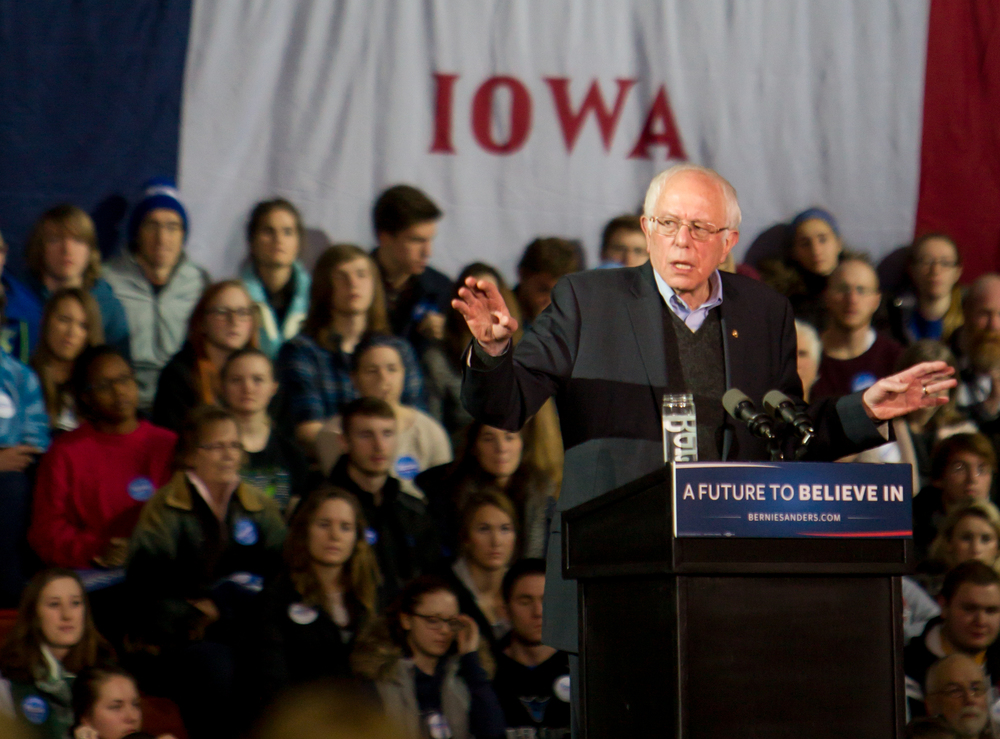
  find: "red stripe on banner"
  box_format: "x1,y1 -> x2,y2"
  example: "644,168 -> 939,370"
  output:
800,531 -> 913,538
915,0 -> 1000,281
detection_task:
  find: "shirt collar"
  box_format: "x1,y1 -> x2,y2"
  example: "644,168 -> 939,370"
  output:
652,267 -> 724,315
185,470 -> 238,518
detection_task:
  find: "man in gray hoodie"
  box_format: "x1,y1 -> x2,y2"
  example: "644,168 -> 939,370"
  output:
104,179 -> 210,411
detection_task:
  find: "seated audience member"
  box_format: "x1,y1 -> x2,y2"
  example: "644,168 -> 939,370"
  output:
0,228 -> 35,364
153,280 -> 259,432
371,185 -> 450,355
29,346 -> 176,569
847,341 -> 975,490
918,501 -> 1000,598
220,348 -> 310,515
22,205 -> 131,359
0,286 -> 50,606
254,682 -> 404,739
71,665 -> 176,739
248,486 -> 380,707
30,288 -> 104,432
0,569 -> 114,739
327,398 -> 439,602
492,559 -> 570,738
104,179 -> 211,412
240,198 -> 312,359
351,576 -> 505,739
124,405 -> 285,738
28,346 -> 173,570
276,244 -> 424,454
758,207 -> 844,330
423,263 -> 522,436
890,234 -> 964,346
922,654 -> 994,738
953,274 -> 1000,422
514,238 -> 581,326
905,716 -> 961,739
445,492 -> 518,657
795,319 -> 821,402
905,562 -> 1000,698
913,434 -> 996,558
315,334 -> 452,495
810,256 -> 903,400
420,422 -> 555,560
598,214 -> 647,268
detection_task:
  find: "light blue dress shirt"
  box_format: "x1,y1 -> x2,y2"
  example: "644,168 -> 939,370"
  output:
653,268 -> 724,332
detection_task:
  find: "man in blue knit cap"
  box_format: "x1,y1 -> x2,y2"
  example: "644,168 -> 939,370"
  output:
105,178 -> 210,411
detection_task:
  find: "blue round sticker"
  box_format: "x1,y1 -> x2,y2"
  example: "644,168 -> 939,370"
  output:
233,518 -> 258,546
21,695 -> 48,725
395,456 -> 421,481
851,372 -> 878,393
127,476 -> 155,502
364,527 -> 379,546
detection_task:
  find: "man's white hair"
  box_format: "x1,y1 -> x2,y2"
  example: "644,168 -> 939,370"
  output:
794,319 -> 821,365
642,163 -> 742,230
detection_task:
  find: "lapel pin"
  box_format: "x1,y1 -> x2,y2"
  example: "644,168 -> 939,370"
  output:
731,329 -> 738,338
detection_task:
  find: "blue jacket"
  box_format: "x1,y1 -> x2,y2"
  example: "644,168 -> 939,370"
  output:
0,273 -> 37,364
241,261 -> 311,359
23,275 -> 131,360
0,350 -> 50,450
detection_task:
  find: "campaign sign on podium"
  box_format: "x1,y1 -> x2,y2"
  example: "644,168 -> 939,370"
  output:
672,461 -> 912,538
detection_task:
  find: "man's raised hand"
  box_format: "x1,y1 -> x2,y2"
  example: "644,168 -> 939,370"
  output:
861,360 -> 957,421
451,276 -> 519,357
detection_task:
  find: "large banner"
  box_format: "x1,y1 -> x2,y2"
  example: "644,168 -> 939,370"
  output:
178,0 -> 931,280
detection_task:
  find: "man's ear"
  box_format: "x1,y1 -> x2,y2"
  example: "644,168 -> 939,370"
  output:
720,229 -> 740,265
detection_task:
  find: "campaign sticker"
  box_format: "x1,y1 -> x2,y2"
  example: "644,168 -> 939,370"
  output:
364,527 -> 379,546
553,674 -> 571,702
0,391 -> 15,419
395,456 -> 421,481
233,518 -> 258,546
288,603 -> 319,625
851,372 -> 878,393
21,695 -> 48,724
127,476 -> 155,502
229,572 -> 263,592
426,712 -> 452,739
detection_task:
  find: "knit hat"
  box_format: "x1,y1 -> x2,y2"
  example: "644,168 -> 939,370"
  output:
791,207 -> 839,237
127,177 -> 188,248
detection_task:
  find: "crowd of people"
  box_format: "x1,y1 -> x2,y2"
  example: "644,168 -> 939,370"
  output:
0,174 -> 995,739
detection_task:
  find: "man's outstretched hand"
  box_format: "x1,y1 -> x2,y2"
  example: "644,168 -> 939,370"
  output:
452,276 -> 519,357
861,360 -> 957,421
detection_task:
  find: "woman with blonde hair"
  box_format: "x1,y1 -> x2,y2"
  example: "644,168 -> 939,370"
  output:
152,280 -> 260,431
247,485 -> 380,708
30,288 -> 104,431
275,244 -> 425,454
929,500 -> 1000,571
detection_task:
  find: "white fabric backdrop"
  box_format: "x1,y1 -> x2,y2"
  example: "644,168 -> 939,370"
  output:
178,0 -> 930,281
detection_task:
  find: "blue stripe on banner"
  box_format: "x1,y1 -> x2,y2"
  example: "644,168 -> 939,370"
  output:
0,0 -> 192,272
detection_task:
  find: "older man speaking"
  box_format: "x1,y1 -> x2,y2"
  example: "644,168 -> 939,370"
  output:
454,164 -> 954,673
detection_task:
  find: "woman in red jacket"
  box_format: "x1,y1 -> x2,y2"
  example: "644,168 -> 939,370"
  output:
29,345 -> 176,569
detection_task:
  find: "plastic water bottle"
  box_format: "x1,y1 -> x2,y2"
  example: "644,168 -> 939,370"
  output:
663,393 -> 698,463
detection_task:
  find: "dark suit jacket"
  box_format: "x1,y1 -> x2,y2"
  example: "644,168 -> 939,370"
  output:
462,262 -> 887,652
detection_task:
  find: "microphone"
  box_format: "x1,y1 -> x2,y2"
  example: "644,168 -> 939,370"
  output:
722,388 -> 776,440
762,390 -> 816,439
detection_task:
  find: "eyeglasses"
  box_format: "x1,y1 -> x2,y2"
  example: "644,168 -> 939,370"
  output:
931,682 -> 988,700
913,258 -> 959,270
207,307 -> 254,321
947,461 -> 991,478
89,374 -> 136,393
198,441 -> 245,453
645,216 -> 728,242
411,613 -> 463,632
829,284 -> 879,297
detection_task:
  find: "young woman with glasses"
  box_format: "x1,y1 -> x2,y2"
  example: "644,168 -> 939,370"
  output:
152,280 -> 260,432
351,575 -> 505,739
28,345 -> 176,570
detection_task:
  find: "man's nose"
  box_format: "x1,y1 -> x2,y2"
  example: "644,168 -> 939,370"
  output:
989,314 -> 1000,333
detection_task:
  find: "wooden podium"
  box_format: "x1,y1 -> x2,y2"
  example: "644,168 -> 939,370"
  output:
562,464 -> 912,739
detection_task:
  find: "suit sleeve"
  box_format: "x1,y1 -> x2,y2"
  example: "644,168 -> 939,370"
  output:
461,277 -> 580,432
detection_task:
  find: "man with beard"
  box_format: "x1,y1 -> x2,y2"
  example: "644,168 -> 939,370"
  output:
923,654 -> 994,738
955,274 -> 1000,424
